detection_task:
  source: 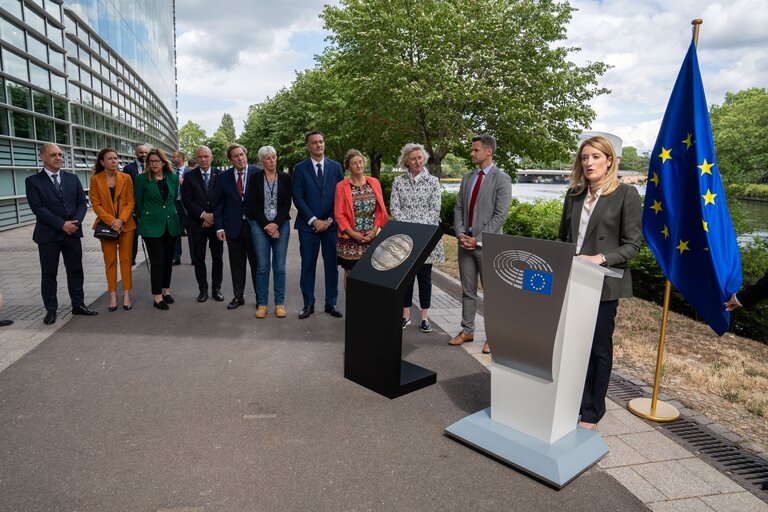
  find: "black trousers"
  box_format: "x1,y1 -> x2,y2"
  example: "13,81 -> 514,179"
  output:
37,236 -> 85,312
226,220 -> 257,300
404,263 -> 433,309
580,299 -> 619,423
144,230 -> 176,295
189,228 -> 223,292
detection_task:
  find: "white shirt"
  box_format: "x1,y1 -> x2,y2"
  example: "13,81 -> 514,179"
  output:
311,157 -> 324,177
576,189 -> 602,254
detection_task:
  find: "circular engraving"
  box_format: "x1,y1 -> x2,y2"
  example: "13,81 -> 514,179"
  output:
371,234 -> 414,271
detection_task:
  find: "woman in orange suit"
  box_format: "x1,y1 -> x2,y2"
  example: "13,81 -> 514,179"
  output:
89,147 -> 136,311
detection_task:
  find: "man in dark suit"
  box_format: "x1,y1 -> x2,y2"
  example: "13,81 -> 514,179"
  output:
725,273 -> 768,310
214,143 -> 258,309
25,143 -> 98,324
292,131 -> 344,319
171,150 -> 190,265
450,134 -> 512,354
182,146 -> 224,302
123,143 -> 149,265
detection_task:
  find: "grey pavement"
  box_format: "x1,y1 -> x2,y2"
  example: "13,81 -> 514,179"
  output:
0,217 -> 762,511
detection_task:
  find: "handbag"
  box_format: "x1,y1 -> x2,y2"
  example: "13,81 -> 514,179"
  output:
94,221 -> 119,240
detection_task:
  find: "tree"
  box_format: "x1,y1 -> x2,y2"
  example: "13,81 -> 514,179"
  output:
207,132 -> 230,168
178,120 -> 207,159
321,0 -> 608,177
619,146 -> 649,172
214,113 -> 237,142
710,88 -> 768,184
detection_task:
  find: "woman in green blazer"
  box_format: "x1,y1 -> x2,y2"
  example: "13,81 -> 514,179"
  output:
557,135 -> 642,430
134,148 -> 181,310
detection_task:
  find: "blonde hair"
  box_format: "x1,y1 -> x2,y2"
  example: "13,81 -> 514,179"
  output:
568,136 -> 619,196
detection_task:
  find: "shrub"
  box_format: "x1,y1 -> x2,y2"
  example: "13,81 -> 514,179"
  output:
504,198 -> 560,240
378,171 -> 397,210
440,192 -> 458,236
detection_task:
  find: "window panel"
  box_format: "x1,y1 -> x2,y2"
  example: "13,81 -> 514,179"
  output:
32,89 -> 51,115
9,110 -> 33,138
49,49 -> 65,70
53,97 -> 67,120
54,122 -> 69,145
7,82 -> 30,109
29,62 -> 49,89
50,73 -> 65,95
23,4 -> 46,35
0,107 -> 8,136
27,35 -> 48,63
2,48 -> 29,81
35,117 -> 53,142
0,17 -> 25,50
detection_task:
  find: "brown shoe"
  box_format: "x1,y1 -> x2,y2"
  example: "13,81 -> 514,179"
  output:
255,305 -> 268,318
449,331 -> 474,346
482,342 -> 491,354
275,305 -> 286,318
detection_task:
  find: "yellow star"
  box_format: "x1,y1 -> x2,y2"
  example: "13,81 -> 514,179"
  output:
659,147 -> 672,163
650,172 -> 659,187
650,199 -> 663,214
698,159 -> 714,176
661,225 -> 669,239
682,133 -> 693,149
702,189 -> 717,205
677,240 -> 690,254
702,219 -> 708,232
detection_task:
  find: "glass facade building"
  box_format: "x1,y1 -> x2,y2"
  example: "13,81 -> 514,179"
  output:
0,0 -> 177,229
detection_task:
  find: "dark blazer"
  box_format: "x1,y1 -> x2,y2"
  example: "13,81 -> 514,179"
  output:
26,170 -> 87,243
737,272 -> 768,308
292,157 -> 344,232
89,171 -> 136,232
244,170 -> 292,228
122,161 -> 142,182
213,164 -> 259,238
557,183 -> 642,301
134,171 -> 181,238
181,167 -> 221,233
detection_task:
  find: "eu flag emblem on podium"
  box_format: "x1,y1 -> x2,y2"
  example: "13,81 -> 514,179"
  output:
523,269 -> 553,295
642,38 -> 742,336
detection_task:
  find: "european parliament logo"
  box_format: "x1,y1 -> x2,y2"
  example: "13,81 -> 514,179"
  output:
493,250 -> 554,296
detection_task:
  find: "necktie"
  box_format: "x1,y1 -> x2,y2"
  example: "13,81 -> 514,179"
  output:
316,163 -> 323,180
236,171 -> 243,198
139,163 -> 144,173
51,173 -> 62,195
467,170 -> 485,232
203,172 -> 210,190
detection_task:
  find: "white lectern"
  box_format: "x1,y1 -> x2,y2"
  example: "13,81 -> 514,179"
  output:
445,234 -> 618,488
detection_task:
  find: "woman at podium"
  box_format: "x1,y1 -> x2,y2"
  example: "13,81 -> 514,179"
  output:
390,143 -> 445,333
334,149 -> 388,287
557,135 -> 642,430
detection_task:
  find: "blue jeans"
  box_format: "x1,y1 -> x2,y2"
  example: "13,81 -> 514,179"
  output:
249,219 -> 290,306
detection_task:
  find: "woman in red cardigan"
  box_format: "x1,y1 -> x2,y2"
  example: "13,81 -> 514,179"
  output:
334,149 -> 388,287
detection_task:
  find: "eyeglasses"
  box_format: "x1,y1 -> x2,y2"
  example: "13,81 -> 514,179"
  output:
148,159 -> 163,165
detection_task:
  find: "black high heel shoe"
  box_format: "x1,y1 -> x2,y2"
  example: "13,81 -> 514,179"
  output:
108,305 -> 118,312
123,303 -> 132,311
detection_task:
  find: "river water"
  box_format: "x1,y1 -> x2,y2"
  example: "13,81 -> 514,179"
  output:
441,182 -> 768,241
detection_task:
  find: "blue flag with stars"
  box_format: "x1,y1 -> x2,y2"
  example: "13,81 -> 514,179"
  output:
642,38 -> 741,336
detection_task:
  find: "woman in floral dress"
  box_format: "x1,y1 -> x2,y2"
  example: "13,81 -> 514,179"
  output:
334,149 -> 388,288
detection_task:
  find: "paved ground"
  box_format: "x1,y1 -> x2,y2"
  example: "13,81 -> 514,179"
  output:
0,214 -> 765,511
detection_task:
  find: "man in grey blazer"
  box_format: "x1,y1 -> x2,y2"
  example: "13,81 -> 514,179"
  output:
451,134 -> 512,354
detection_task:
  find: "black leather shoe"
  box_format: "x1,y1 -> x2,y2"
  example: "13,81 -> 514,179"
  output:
162,294 -> 174,304
72,305 -> 98,316
212,289 -> 225,302
0,319 -> 12,327
227,297 -> 244,310
197,290 -> 209,302
153,300 -> 169,310
43,311 -> 56,325
299,305 -> 315,319
324,304 -> 343,318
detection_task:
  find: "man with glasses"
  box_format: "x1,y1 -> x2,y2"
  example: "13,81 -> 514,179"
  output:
124,143 -> 149,265
26,143 -> 98,325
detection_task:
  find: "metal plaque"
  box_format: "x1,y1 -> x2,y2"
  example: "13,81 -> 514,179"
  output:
371,234 -> 413,271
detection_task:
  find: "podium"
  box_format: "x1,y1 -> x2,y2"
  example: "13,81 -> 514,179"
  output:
344,221 -> 442,399
445,234 -> 617,488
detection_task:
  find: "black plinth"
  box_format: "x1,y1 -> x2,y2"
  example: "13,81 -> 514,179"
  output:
344,221 -> 441,399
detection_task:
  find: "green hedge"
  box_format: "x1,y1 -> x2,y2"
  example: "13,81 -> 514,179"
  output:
725,183 -> 768,199
436,192 -> 768,343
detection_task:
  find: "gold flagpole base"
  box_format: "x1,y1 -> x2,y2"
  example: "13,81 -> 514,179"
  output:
627,397 -> 680,422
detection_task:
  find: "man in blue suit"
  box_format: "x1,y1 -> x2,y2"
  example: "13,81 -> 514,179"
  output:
292,131 -> 344,319
26,143 -> 98,325
214,143 -> 258,310
123,143 -> 148,266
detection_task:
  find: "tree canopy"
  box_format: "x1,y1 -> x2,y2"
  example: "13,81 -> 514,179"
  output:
178,120 -> 207,160
710,88 -> 768,184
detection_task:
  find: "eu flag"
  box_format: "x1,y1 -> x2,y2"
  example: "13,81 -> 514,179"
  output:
642,38 -> 742,336
522,269 -> 553,296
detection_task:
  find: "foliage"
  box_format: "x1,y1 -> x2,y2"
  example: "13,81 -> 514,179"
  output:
440,192 -> 458,236
321,0 -> 608,177
503,199 -> 561,240
378,171 -> 398,210
215,113 -> 237,142
178,121 -> 207,159
730,238 -> 768,342
620,146 -> 650,172
710,88 -> 768,184
207,131 -> 230,168
441,153 -> 469,178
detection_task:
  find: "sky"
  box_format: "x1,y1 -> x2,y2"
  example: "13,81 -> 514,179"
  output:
175,0 -> 768,154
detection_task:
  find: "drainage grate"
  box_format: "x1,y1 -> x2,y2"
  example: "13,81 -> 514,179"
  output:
607,374 -> 768,501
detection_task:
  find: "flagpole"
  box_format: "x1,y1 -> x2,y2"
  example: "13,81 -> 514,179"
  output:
627,19 -> 705,423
